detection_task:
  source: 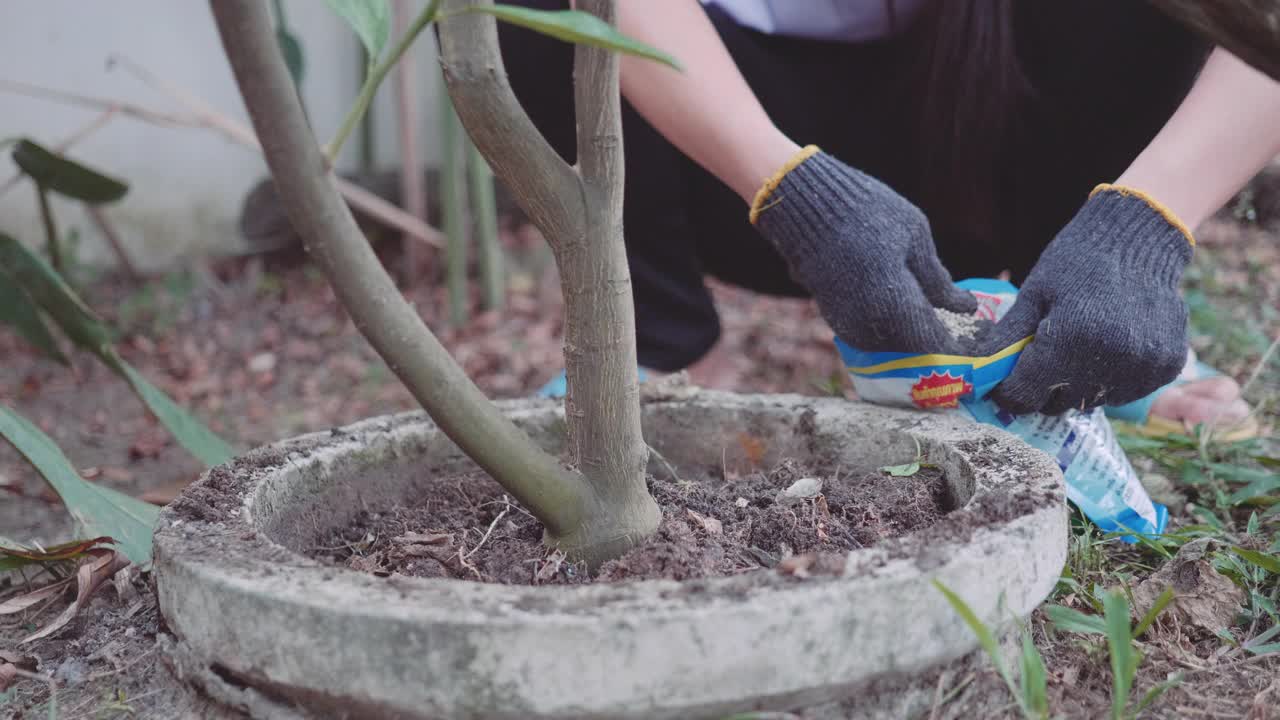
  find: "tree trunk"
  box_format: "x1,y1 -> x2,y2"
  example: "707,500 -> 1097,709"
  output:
208,0 -> 590,542
438,0 -> 660,563
1148,0 -> 1280,83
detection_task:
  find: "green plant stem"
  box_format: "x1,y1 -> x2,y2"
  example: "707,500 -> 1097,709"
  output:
35,184 -> 61,274
209,0 -> 588,538
326,0 -> 442,163
440,90 -> 469,325
468,142 -> 503,310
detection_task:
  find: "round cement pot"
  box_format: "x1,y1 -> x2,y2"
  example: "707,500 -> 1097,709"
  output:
153,390 -> 1067,720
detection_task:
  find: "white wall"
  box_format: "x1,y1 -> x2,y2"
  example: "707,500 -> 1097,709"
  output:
0,0 -> 445,271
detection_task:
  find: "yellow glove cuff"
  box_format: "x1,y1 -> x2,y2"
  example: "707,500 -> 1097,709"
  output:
749,144 -> 820,225
1091,183 -> 1196,247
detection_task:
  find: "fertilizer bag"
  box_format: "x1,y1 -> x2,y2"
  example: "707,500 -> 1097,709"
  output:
834,278 -> 1167,540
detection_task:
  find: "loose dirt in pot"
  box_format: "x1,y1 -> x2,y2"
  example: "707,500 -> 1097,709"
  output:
310,459 -> 951,585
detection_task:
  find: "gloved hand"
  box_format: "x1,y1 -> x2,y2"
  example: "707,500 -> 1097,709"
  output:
751,146 -> 977,354
978,184 -> 1194,415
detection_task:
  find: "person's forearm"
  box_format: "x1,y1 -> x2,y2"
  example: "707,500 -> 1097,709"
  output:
615,0 -> 800,203
1116,47 -> 1280,230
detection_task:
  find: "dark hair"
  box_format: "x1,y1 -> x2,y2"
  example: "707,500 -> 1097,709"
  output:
905,0 -> 1031,246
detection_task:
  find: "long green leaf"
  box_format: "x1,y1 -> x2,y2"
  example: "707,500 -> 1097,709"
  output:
0,272 -> 67,363
932,580 -> 1022,713
0,234 -> 233,466
1045,604 -> 1108,635
1019,632 -> 1049,720
0,405 -> 159,567
1103,591 -> 1134,720
1133,587 -> 1175,638
114,362 -> 233,466
1134,673 -> 1182,715
323,0 -> 390,64
466,6 -> 681,70
11,140 -> 128,204
1230,546 -> 1280,574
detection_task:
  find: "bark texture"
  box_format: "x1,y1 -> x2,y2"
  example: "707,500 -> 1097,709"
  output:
208,0 -> 588,539
1149,0 -> 1280,83
438,0 -> 660,562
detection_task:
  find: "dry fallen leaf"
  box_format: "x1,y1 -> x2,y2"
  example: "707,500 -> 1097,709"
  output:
0,650 -> 37,691
22,550 -> 130,644
776,553 -> 818,578
1130,538 -> 1245,634
395,532 -> 451,545
686,509 -> 723,535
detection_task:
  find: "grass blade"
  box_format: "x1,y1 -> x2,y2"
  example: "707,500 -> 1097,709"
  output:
1132,587 -> 1175,638
0,272 -> 67,364
1230,546 -> 1280,574
1134,673 -> 1182,715
1019,631 -> 1050,719
932,580 -> 1023,714
1045,604 -> 1108,635
1103,591 -> 1134,720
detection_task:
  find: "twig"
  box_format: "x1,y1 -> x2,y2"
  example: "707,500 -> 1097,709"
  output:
111,53 -> 448,249
85,205 -> 140,279
646,443 -> 684,484
463,495 -> 512,560
0,63 -> 444,249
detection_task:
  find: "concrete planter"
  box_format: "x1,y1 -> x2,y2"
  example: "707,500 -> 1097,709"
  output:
153,391 -> 1067,720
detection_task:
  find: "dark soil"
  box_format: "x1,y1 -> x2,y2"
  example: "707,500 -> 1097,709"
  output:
311,459 -> 950,585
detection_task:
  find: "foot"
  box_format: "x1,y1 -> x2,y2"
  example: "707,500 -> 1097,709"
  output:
1148,375 -> 1252,431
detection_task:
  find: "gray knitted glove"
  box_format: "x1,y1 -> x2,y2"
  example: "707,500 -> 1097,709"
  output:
978,185 -> 1194,415
751,146 -> 977,354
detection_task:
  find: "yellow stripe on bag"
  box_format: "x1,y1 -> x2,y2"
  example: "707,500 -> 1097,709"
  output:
846,337 -> 1034,375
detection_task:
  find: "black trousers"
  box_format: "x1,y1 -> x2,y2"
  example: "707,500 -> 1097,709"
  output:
496,1 -> 1209,371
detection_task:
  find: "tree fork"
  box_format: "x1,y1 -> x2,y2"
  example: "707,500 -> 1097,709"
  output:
208,0 -> 589,541
438,0 -> 660,565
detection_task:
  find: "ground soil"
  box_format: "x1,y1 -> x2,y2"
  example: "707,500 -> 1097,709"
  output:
1,213 -> 1276,719
311,460 -> 949,585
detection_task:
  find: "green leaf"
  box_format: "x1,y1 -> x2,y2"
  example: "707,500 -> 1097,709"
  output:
466,6 -> 681,70
0,234 -> 112,354
0,273 -> 67,364
879,462 -> 920,477
932,580 -> 1021,712
11,140 -> 128,204
0,536 -> 115,572
1045,604 -> 1108,635
277,27 -> 305,86
1018,631 -> 1049,720
1132,587 -> 1175,638
0,234 -> 234,467
323,0 -> 390,64
1247,511 -> 1261,536
0,405 -> 159,567
114,363 -> 234,467
1104,591 -> 1134,720
1230,546 -> 1280,574
1134,673 -> 1182,715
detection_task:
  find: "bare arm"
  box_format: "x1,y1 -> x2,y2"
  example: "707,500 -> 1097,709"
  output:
615,0 -> 800,202
1116,47 -> 1280,230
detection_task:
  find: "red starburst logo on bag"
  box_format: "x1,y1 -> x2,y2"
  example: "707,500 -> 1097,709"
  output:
910,371 -> 973,409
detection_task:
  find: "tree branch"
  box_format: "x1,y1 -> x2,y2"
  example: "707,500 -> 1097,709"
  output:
1148,0 -> 1280,84
207,0 -> 587,538
436,0 -> 584,250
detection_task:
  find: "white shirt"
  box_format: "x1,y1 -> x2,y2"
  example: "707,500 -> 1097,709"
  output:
702,0 -> 926,42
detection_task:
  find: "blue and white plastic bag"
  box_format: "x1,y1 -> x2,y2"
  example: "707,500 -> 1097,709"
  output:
835,278 -> 1167,540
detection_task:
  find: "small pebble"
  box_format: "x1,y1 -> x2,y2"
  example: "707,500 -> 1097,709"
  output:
776,477 -> 823,505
